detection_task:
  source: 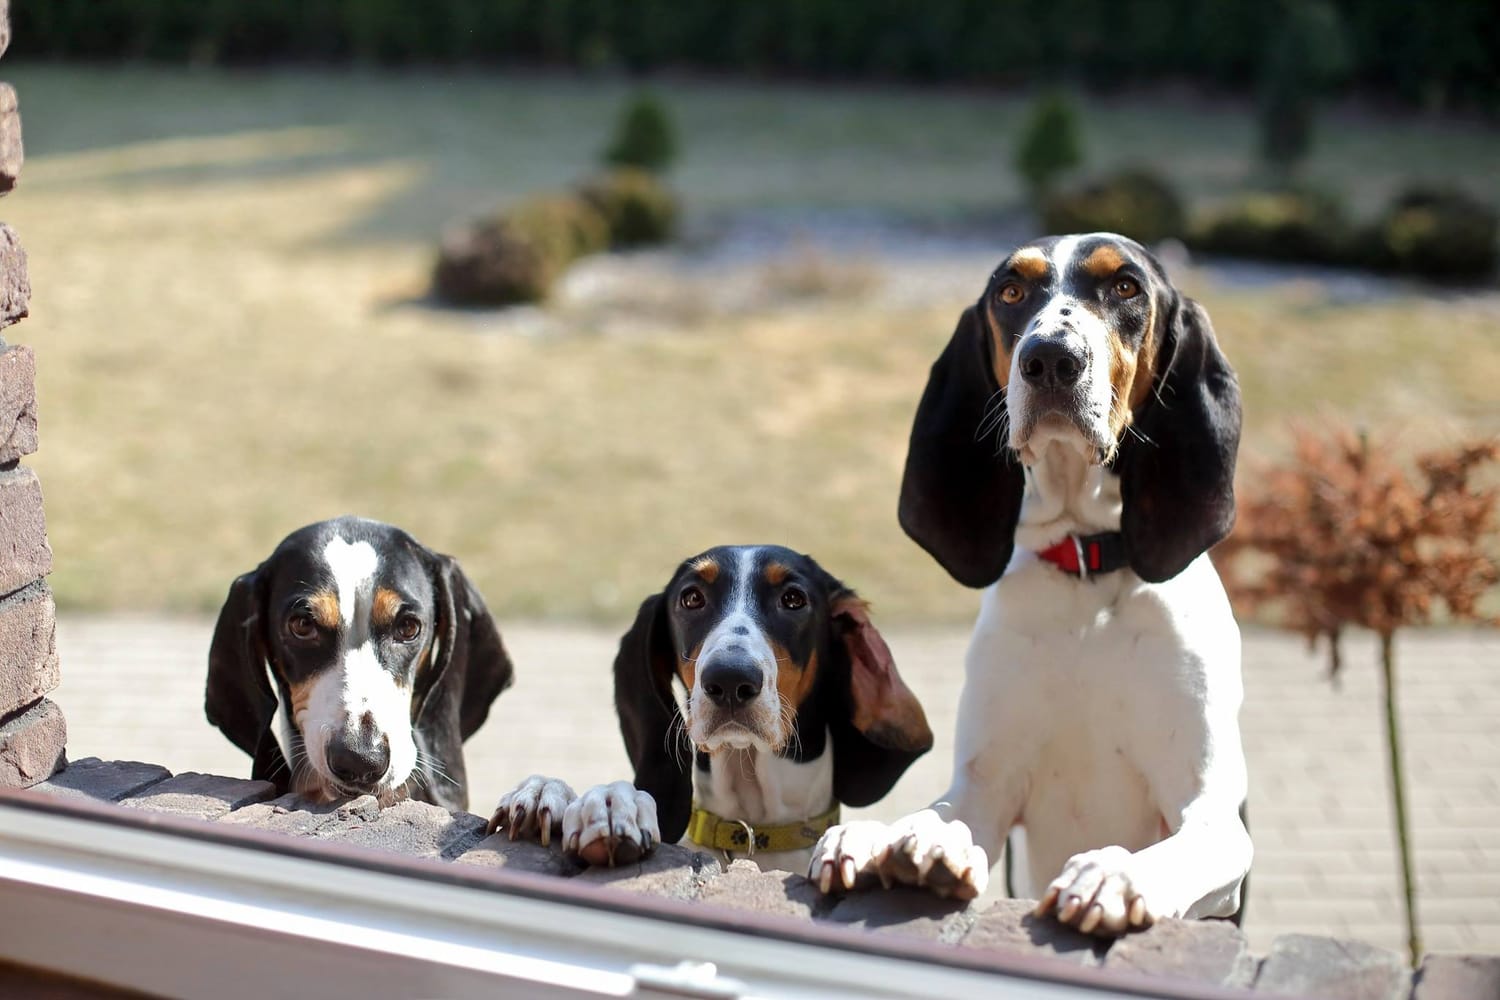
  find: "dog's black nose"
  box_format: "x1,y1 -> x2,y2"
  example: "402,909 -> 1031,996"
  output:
1019,337 -> 1085,389
326,734 -> 390,789
701,655 -> 764,709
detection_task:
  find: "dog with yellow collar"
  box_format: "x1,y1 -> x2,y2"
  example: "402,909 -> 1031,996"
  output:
489,545 -> 933,871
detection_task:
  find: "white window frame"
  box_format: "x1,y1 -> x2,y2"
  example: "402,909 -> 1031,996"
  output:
0,789 -> 1240,999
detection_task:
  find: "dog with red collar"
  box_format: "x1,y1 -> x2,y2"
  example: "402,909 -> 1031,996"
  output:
810,233 -> 1250,937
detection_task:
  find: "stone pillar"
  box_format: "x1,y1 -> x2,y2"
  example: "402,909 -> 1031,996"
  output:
0,0 -> 65,788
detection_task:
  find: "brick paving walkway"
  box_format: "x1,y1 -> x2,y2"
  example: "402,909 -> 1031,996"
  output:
50,617 -> 1499,956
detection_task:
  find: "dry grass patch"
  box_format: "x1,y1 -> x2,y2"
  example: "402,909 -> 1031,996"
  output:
5,67 -> 1496,622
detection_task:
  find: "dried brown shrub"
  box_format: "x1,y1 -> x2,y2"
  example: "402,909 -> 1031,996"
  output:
1217,428 -> 1499,677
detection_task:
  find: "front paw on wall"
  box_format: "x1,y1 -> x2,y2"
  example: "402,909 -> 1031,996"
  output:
491,775 -> 659,866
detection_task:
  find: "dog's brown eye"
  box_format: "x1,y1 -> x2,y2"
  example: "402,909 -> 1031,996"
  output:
394,614 -> 422,642
999,282 -> 1025,305
680,586 -> 705,611
1113,277 -> 1140,300
287,614 -> 318,641
780,587 -> 807,611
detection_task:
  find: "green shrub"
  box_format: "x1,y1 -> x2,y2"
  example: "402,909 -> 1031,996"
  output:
1014,92 -> 1084,198
432,193 -> 606,306
578,169 -> 679,247
1188,189 -> 1355,265
433,215 -> 565,306
1257,1 -> 1351,180
511,194 -> 612,259
602,92 -> 679,173
1369,187 -> 1498,282
1041,169 -> 1185,244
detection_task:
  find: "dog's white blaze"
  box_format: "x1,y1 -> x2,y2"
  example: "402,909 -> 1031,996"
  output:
1006,235 -> 1118,458
689,547 -> 783,751
323,537 -> 378,627
298,643 -> 416,795
295,535 -> 416,796
340,641 -> 418,791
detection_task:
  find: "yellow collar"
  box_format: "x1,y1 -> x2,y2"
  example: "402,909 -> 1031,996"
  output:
686,802 -> 841,856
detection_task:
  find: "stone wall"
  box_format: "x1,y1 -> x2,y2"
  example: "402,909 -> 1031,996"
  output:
0,0 -> 64,790
31,758 -> 1500,1000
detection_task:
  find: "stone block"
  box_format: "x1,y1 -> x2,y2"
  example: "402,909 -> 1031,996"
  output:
120,771 -> 276,822
1254,933 -> 1410,1000
0,223 -> 27,329
698,861 -> 833,921
0,465 -> 49,594
220,792 -> 381,837
312,798 -> 488,860
0,0 -> 9,61
0,344 -> 36,461
1411,954 -> 1500,1000
0,697 -> 65,787
0,580 -> 56,716
1102,918 -> 1256,989
454,832 -> 585,878
826,887 -> 976,944
0,83 -> 18,194
33,757 -> 170,802
956,899 -> 1110,966
574,842 -> 721,900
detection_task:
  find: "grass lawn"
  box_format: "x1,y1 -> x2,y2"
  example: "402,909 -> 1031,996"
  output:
5,66 -> 1498,623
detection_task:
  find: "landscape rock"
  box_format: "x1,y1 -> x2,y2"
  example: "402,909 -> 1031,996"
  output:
0,580 -> 56,716
1254,933 -> 1410,999
0,465 -> 50,594
1411,953 -> 1500,1000
1102,917 -> 1257,989
956,899 -> 1110,966
34,757 -> 170,802
0,343 -> 37,462
312,797 -> 488,860
120,771 -> 275,822
827,887 -> 976,944
220,792 -> 380,837
574,842 -> 721,899
0,697 -> 65,787
454,832 -> 585,878
696,861 -> 834,921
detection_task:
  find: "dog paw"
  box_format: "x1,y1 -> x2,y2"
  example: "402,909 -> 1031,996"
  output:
1035,845 -> 1153,936
561,781 -> 659,867
487,774 -> 577,847
809,811 -> 989,900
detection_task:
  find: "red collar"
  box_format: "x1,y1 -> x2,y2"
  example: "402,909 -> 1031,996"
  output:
1035,532 -> 1128,579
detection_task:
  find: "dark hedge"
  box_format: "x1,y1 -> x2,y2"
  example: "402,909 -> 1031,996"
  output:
13,1 -> 1499,110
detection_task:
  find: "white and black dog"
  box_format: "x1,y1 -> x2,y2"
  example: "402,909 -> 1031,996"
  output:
810,234 -> 1250,937
490,545 -> 933,872
205,516 -> 514,812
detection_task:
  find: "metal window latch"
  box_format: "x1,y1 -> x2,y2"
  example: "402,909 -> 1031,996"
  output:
629,960 -> 745,999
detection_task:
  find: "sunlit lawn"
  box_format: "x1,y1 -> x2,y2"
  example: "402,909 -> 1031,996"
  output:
6,66 -> 1498,622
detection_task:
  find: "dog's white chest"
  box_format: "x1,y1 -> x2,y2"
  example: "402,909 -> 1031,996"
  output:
969,555 -> 1239,896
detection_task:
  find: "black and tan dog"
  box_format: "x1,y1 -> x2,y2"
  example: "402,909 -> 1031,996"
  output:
490,545 -> 933,871
205,516 -> 513,812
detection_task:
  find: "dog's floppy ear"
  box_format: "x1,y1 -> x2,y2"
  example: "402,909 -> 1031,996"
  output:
419,554 -> 515,742
1115,293 -> 1242,583
827,590 -> 933,807
613,591 -> 692,843
899,302 -> 1026,588
205,568 -> 276,759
